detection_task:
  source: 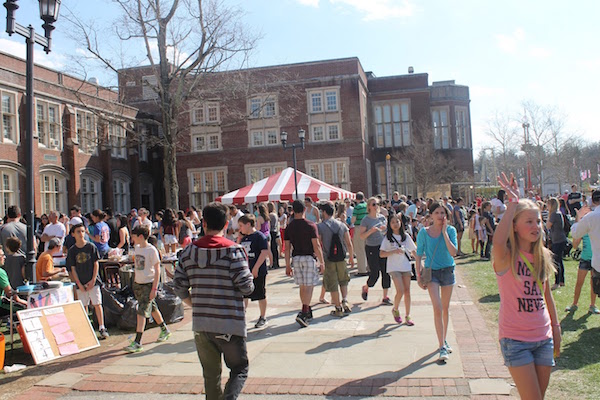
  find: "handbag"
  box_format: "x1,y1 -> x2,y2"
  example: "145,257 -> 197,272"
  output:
418,232 -> 442,287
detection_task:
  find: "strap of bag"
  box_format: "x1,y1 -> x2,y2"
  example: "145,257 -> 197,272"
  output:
390,233 -> 412,262
519,251 -> 545,297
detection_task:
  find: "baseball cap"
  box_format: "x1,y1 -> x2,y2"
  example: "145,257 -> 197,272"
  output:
70,217 -> 83,226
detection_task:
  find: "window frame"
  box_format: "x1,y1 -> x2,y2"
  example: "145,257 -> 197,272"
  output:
188,167 -> 228,208
373,100 -> 411,149
191,102 -> 220,125
1,90 -> 19,144
455,106 -> 470,149
113,174 -> 131,214
191,132 -> 221,152
80,173 -> 102,214
307,87 -> 339,114
76,109 -> 98,155
310,123 -> 341,143
431,106 -> 450,150
249,128 -> 279,148
108,122 -> 127,159
244,162 -> 287,185
40,172 -> 66,215
304,157 -> 350,190
35,99 -> 62,150
0,168 -> 18,216
247,94 -> 278,119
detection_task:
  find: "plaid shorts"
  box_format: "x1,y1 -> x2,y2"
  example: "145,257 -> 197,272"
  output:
292,255 -> 320,286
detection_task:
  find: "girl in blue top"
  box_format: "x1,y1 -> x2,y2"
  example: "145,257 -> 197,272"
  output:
416,202 -> 458,362
566,234 -> 599,314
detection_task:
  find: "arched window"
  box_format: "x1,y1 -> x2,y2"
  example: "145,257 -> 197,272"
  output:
40,171 -> 67,214
0,168 -> 19,216
113,173 -> 131,214
80,169 -> 103,213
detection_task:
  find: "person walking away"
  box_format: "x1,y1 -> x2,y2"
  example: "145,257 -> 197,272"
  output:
116,214 -> 130,254
565,233 -> 599,314
177,210 -> 194,247
173,203 -> 254,400
415,202 -> 458,362
468,210 -> 478,254
284,200 -> 325,328
492,173 -> 560,400
66,224 -> 109,339
359,198 -> 390,304
267,202 -> 281,269
89,209 -> 110,259
2,237 -> 26,287
104,208 -> 119,249
480,201 -> 495,261
380,214 -> 417,325
123,225 -> 171,353
239,214 -> 270,328
0,205 -> 28,254
453,198 -> 466,256
161,208 -> 179,254
278,205 -> 288,253
318,202 -> 354,316
351,192 -> 368,276
546,197 -> 567,290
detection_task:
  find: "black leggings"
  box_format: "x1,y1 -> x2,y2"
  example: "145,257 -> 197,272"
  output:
270,233 -> 280,268
365,244 -> 390,289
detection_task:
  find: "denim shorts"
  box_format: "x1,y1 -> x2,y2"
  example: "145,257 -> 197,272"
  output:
431,266 -> 455,287
499,337 -> 554,367
579,259 -> 592,271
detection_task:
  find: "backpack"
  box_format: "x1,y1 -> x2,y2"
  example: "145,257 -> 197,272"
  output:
325,222 -> 346,262
561,213 -> 571,236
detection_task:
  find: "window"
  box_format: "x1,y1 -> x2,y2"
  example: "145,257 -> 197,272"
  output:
36,100 -> 61,149
80,175 -> 102,213
1,90 -> 17,143
455,107 -> 470,149
432,107 -> 449,149
113,175 -> 131,214
40,173 -> 66,215
138,126 -> 148,162
189,167 -> 227,208
191,102 -> 220,124
305,158 -> 349,190
311,123 -> 340,142
109,122 -> 127,158
250,129 -> 279,147
248,95 -> 277,119
308,88 -> 339,113
192,133 -> 221,152
0,169 -> 17,216
377,163 -> 415,197
76,110 -> 98,154
245,163 -> 286,184
374,102 -> 411,148
142,75 -> 159,100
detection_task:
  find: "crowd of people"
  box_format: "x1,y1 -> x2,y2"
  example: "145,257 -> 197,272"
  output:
1,179 -> 598,400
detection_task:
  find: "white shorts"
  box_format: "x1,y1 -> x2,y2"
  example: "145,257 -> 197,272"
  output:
163,234 -> 178,245
76,285 -> 102,306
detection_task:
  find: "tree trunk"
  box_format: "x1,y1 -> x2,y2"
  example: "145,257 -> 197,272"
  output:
163,141 -> 179,209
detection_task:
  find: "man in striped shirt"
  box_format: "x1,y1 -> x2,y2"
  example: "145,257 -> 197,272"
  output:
174,202 -> 254,400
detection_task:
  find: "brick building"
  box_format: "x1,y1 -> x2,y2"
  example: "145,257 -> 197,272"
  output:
118,57 -> 473,211
0,51 -> 155,217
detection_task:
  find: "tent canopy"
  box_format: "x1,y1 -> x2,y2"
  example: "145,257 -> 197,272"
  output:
216,167 -> 356,205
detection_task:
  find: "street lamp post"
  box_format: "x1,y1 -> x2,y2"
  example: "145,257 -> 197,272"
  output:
521,116 -> 532,191
4,0 -> 61,277
281,128 -> 305,200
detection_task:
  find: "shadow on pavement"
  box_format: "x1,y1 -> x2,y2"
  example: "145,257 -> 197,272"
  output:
306,324 -> 402,354
479,293 -> 500,303
324,350 -> 439,399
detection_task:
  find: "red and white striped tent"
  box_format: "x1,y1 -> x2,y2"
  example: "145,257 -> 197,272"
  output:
216,167 -> 355,204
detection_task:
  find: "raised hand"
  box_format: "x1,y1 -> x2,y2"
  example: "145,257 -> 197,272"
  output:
497,172 -> 519,201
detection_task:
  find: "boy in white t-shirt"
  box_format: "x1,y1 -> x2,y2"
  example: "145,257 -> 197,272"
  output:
124,225 -> 171,353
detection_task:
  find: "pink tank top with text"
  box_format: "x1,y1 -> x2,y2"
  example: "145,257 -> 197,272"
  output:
496,252 -> 552,342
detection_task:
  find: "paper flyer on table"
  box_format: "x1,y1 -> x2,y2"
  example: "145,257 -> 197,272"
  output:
50,322 -> 71,336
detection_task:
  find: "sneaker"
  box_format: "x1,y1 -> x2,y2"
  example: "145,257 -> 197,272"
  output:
405,316 -> 414,326
330,307 -> 345,317
589,305 -> 600,314
98,328 -> 110,340
439,347 -> 449,361
381,297 -> 393,306
444,340 -> 453,353
565,304 -> 578,312
361,285 -> 368,301
307,307 -> 314,321
124,341 -> 143,353
392,309 -> 402,324
551,284 -> 559,291
342,299 -> 352,314
157,329 -> 172,342
295,312 -> 309,328
255,317 -> 268,328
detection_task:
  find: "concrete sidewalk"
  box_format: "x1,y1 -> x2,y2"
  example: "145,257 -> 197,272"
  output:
16,262 -> 516,399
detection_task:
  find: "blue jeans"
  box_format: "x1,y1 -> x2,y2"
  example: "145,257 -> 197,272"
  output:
194,331 -> 249,400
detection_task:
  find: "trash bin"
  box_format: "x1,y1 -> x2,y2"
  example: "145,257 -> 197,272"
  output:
119,266 -> 134,289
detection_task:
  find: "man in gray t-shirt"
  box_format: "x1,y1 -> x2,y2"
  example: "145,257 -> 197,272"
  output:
0,206 -> 28,255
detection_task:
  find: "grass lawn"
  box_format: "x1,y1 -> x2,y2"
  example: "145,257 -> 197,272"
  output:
458,243 -> 600,400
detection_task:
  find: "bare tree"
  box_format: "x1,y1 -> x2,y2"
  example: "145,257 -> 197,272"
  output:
485,110 -> 519,174
66,0 -> 260,208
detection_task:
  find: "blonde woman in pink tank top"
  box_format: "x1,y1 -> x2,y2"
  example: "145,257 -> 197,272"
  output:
493,173 -> 561,400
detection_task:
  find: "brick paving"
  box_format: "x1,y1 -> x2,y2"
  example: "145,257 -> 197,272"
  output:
13,262 -> 516,399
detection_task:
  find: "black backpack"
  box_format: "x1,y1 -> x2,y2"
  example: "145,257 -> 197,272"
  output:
562,213 -> 571,236
326,222 -> 346,262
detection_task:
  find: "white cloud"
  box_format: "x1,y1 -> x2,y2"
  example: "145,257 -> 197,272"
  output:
295,0 -> 320,7
494,28 -> 525,54
529,47 -> 551,59
331,0 -> 416,21
0,35 -> 66,70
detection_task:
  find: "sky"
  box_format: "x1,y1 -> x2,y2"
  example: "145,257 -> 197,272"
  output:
2,0 -> 598,152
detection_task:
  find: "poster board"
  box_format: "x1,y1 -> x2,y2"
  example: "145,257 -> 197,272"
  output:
27,286 -> 74,308
16,301 -> 100,364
